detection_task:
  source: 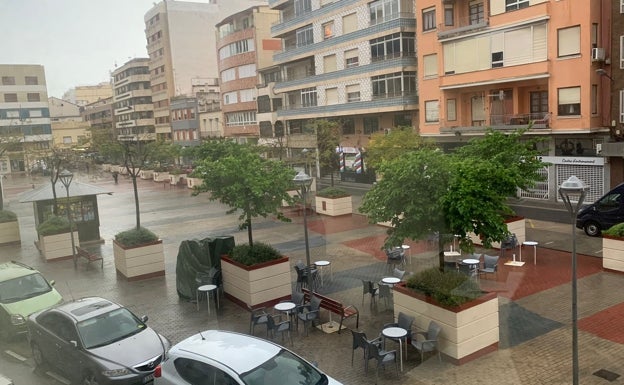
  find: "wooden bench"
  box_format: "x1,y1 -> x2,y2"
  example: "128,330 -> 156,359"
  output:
302,288 -> 359,334
75,246 -> 103,269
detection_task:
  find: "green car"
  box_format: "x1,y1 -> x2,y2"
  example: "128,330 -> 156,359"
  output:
0,261 -> 63,340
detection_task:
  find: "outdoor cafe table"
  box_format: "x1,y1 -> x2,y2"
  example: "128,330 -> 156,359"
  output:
382,326 -> 408,371
274,302 -> 297,329
381,277 -> 401,286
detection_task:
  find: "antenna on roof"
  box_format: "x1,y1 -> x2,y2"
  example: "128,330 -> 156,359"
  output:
199,331 -> 205,340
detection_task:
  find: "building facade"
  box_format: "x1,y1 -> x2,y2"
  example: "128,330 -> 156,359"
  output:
49,97 -> 89,149
82,97 -> 115,151
0,64 -> 52,174
416,0 -> 611,203
111,58 -> 155,142
62,82 -> 113,106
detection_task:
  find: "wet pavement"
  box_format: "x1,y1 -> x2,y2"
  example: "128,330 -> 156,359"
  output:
1,169 -> 623,384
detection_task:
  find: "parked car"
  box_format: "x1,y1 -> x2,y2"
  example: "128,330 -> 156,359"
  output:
27,296 -> 170,385
0,261 -> 62,340
154,330 -> 343,385
576,182 -> 624,236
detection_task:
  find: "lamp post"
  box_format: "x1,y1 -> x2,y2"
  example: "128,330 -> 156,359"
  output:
301,148 -> 309,175
558,175 -> 588,385
59,169 -> 77,268
293,171 -> 313,290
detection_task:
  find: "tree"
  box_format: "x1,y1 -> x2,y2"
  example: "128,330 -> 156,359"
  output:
359,129 -> 546,269
0,136 -> 22,211
315,119 -> 341,186
365,126 -> 433,170
192,140 -> 295,247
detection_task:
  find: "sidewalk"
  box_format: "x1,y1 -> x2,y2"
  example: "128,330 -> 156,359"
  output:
1,171 -> 624,385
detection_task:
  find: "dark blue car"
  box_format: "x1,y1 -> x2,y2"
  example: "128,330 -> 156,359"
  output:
576,183 -> 624,236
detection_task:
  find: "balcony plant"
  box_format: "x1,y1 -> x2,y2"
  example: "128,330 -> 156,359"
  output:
602,223 -> 624,272
393,267 -> 499,365
0,209 -> 20,245
36,215 -> 77,261
315,186 -> 352,216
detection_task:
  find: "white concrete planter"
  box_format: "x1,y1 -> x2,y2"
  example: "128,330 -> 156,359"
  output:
153,171 -> 170,182
468,216 -> 526,248
140,170 -> 154,180
113,239 -> 165,281
221,255 -> 291,308
315,195 -> 352,216
282,190 -> 300,207
102,164 -> 111,172
393,283 -> 499,365
170,174 -> 187,185
118,165 -> 128,175
187,177 -> 203,189
0,220 -> 20,245
603,236 -> 624,272
39,231 -> 79,261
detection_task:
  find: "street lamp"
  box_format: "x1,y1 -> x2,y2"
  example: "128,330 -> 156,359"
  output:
59,169 -> 77,268
558,175 -> 588,385
301,148 -> 309,175
293,171 -> 313,290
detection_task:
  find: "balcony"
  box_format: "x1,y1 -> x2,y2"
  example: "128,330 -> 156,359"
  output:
441,112 -> 551,133
437,16 -> 488,39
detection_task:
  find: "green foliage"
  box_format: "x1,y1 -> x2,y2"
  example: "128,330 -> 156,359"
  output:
315,119 -> 341,177
405,268 -> 482,307
115,227 -> 159,248
37,215 -> 71,236
0,210 -> 17,223
192,141 -> 295,246
316,186 -> 350,198
365,126 -> 434,169
228,242 -> 284,266
603,223 -> 624,238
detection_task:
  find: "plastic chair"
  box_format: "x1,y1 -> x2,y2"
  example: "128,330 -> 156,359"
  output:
411,321 -> 442,362
351,330 -> 381,371
479,254 -> 499,279
393,268 -> 405,280
378,283 -> 393,309
267,314 -> 293,345
248,305 -> 269,336
297,295 -> 321,336
367,339 -> 398,384
361,280 -> 378,305
383,312 -> 414,344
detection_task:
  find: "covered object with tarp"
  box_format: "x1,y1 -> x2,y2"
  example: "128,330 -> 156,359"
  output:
176,236 -> 235,300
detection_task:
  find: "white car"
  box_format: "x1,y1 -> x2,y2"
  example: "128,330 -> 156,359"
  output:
154,330 -> 343,385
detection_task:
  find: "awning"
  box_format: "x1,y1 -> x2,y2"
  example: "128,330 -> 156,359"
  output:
19,181 -> 113,203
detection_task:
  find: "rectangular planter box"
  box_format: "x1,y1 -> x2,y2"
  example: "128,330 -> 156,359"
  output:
315,195 -> 352,216
393,283 -> 499,365
39,232 -> 79,261
170,174 -> 186,185
282,190 -> 300,207
140,170 -> 154,179
221,256 -> 291,308
187,177 -> 203,189
0,221 -> 20,245
153,172 -> 170,182
603,236 -> 624,272
113,240 -> 165,281
468,217 -> 526,249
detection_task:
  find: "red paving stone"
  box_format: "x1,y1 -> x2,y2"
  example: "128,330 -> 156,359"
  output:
292,213 -> 372,235
578,302 -> 624,344
343,233 -> 437,261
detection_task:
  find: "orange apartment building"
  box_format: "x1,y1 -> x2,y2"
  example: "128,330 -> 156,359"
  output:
417,0 -> 612,203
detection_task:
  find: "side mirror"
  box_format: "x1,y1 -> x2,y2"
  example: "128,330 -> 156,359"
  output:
70,340 -> 78,349
141,315 -> 149,323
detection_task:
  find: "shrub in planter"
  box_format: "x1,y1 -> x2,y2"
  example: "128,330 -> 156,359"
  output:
405,267 -> 482,308
228,242 -> 283,266
37,215 -> 72,236
115,227 -> 159,248
316,186 -> 350,198
0,210 -> 17,223
603,223 -> 624,238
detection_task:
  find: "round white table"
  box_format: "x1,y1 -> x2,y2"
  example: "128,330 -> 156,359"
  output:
522,241 -> 539,265
382,276 -> 401,285
314,260 -> 332,286
197,284 -> 218,314
462,258 -> 480,278
382,327 -> 408,371
274,301 -> 297,329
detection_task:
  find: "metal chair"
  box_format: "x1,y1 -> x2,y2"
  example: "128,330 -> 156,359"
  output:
351,330 -> 381,371
361,280 -> 378,305
267,314 -> 293,345
385,248 -> 405,272
383,312 -> 414,351
297,294 -> 321,336
411,320 -> 442,362
500,233 -> 518,259
393,268 -> 405,280
479,254 -> 499,279
248,305 -> 269,336
367,339 -> 398,384
378,283 -> 393,309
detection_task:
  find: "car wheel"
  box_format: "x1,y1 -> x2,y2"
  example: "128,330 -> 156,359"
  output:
31,343 -> 46,368
584,221 -> 601,237
82,372 -> 99,385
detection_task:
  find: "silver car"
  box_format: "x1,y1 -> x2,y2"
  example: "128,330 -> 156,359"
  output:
154,330 -> 343,385
27,296 -> 170,385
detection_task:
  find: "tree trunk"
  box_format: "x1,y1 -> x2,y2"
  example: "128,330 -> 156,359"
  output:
132,175 -> 141,229
247,215 -> 253,247
438,236 -> 445,271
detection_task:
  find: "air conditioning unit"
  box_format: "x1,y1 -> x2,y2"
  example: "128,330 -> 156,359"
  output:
592,47 -> 606,62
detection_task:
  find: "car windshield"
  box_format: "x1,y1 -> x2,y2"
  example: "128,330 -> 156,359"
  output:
77,307 -> 146,349
0,273 -> 52,304
240,349 -> 327,385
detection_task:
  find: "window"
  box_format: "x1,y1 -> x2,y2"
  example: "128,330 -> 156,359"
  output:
294,0 -> 311,16
63,136 -> 72,144
25,76 -> 38,85
444,4 -> 454,26
263,70 -> 281,84
469,1 -> 484,24
363,117 -> 379,134
325,87 -> 338,105
370,33 -> 415,61
173,358 -> 237,385
346,84 -> 360,102
257,95 -> 271,113
558,87 -> 580,116
394,113 -> 411,127
221,68 -> 236,82
369,0 -> 399,25
323,54 -> 337,72
343,13 -> 357,34
223,91 -> 238,105
239,89 -> 255,102
345,49 -> 359,68
341,118 -> 355,134
425,100 -> 439,122
225,111 -> 256,126
301,88 -> 317,107
323,21 -> 334,40
422,8 -> 436,32
530,91 -> 548,114
591,84 -> 598,115
558,26 -> 580,57
2,76 -> 15,85
27,93 -> 40,102
505,0 -> 529,11
296,26 -> 313,47
447,99 -> 457,121
492,52 -> 503,68
238,64 -> 257,78
372,72 -> 416,98
4,93 -> 17,102
620,36 -> 624,68
423,54 -> 438,78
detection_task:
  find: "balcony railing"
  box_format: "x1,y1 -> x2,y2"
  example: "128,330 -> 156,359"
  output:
437,16 -> 488,38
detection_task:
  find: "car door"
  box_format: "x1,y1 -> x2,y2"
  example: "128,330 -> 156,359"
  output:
51,314 -> 86,381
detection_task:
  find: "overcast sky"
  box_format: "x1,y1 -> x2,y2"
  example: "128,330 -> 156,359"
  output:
0,0 -> 164,98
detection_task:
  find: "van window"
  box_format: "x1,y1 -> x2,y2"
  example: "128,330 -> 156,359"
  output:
596,192 -> 621,211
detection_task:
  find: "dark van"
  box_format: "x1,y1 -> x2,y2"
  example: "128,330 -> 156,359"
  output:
576,183 -> 624,236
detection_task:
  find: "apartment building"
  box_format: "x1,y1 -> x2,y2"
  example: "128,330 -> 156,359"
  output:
417,0 -> 611,202
111,58 -> 155,142
49,97 -> 89,149
82,97 -> 115,146
170,96 -> 199,146
0,64 -> 52,174
62,82 -> 113,106
144,0 -> 266,140
216,6 -> 280,143
268,0 -> 418,177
